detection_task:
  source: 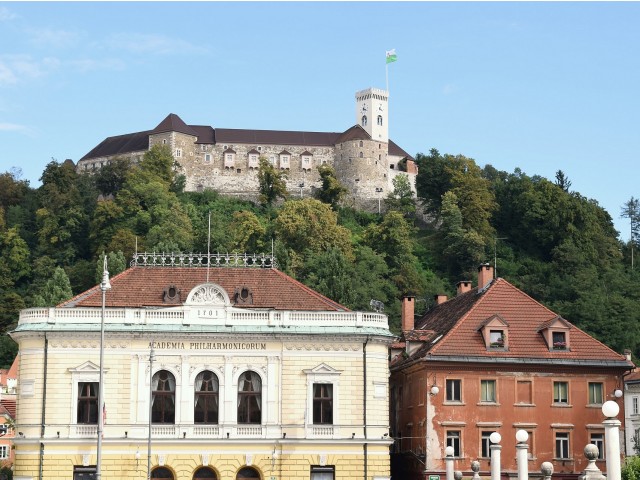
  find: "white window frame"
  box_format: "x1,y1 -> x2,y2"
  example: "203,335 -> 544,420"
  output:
590,432 -> 604,459
555,432 -> 570,459
588,382 -> 604,405
0,446 -> 8,459
553,381 -> 569,404
68,361 -> 106,428
175,149 -> 182,158
248,154 -> 259,168
446,430 -> 461,457
224,153 -> 235,168
633,396 -> 639,415
204,154 -> 211,163
480,379 -> 497,403
279,154 -> 290,169
303,364 -> 341,438
446,379 -> 462,402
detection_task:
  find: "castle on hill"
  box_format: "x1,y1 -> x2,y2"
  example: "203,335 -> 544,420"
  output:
77,88 -> 417,209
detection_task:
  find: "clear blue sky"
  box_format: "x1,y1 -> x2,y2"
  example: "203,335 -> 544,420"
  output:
1,2 -> 638,239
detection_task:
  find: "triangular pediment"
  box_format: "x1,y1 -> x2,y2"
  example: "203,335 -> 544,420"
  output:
68,361 -> 101,374
477,314 -> 509,331
537,315 -> 572,332
303,363 -> 342,375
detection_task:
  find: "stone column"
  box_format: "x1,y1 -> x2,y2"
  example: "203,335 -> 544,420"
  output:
445,446 -> 455,480
541,462 -> 553,480
489,432 -> 502,480
470,460 -> 481,480
602,400 -> 622,480
515,430 -> 529,480
580,444 -> 606,480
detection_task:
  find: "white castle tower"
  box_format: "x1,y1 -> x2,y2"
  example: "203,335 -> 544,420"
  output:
355,87 -> 389,144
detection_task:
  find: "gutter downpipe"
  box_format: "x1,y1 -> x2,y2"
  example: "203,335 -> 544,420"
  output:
39,333 -> 48,480
363,336 -> 370,480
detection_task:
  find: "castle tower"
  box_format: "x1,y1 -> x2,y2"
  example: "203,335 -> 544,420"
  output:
355,88 -> 389,143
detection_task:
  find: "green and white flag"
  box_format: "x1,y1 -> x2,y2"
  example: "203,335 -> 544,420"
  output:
386,49 -> 397,64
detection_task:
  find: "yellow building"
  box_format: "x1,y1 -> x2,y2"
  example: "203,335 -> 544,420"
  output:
11,253 -> 393,480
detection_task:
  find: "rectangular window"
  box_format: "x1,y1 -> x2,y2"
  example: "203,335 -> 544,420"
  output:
552,331 -> 567,350
73,466 -> 97,480
175,149 -> 182,158
77,382 -> 99,424
0,425 -> 7,435
204,154 -> 211,162
446,431 -> 461,457
481,431 -> 492,458
634,397 -> 639,415
553,381 -> 569,404
0,446 -> 7,459
480,380 -> 496,403
517,380 -> 533,404
310,466 -> 335,480
446,379 -> 462,402
588,383 -> 604,405
590,432 -> 604,459
313,383 -> 333,424
489,330 -> 504,348
555,432 -> 570,459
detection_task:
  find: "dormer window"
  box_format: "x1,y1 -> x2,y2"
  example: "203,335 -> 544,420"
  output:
538,316 -> 571,351
478,314 -> 509,351
552,331 -> 567,350
223,148 -> 236,169
279,151 -> 291,169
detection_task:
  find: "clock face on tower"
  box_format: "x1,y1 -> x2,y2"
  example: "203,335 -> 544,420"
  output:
361,104 -> 368,113
378,103 -> 384,112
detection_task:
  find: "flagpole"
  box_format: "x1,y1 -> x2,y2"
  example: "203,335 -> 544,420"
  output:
96,256 -> 111,480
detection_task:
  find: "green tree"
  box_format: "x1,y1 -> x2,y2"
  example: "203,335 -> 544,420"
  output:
32,267 -> 73,307
315,164 -> 347,209
554,170 -> 572,192
258,157 -> 287,207
95,251 -> 127,284
0,227 -> 30,289
93,157 -> 131,196
384,174 -> 416,217
274,199 -> 353,273
622,454 -> 640,480
228,211 -> 266,252
621,197 -> 640,269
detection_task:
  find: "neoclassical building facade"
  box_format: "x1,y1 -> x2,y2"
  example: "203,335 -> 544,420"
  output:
76,88 -> 417,210
11,253 -> 394,480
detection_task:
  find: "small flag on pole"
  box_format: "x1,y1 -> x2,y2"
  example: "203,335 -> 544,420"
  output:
386,49 -> 397,64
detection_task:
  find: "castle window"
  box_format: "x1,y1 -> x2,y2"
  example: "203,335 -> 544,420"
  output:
279,153 -> 290,169
224,150 -> 236,169
236,168 -> 242,174
205,154 -> 211,163
379,154 -> 381,161
359,152 -> 363,158
163,139 -> 167,144
377,115 -> 383,126
301,155 -> 312,170
362,115 -> 367,126
359,141 -> 363,147
248,154 -> 259,169
176,149 -> 182,158
201,145 -> 207,152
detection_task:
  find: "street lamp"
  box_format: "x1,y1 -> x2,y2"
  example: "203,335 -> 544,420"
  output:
96,257 -> 110,480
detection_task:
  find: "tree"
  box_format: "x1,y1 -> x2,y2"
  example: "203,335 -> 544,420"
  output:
621,197 -> 640,269
228,211 -> 266,252
384,174 -> 416,217
274,199 -> 353,269
555,170 -> 572,192
93,157 -> 131,196
315,164 -> 347,209
95,251 -> 127,284
32,267 -> 73,307
258,157 -> 287,207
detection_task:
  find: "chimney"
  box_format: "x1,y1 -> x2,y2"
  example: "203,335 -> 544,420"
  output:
434,294 -> 448,305
624,349 -> 632,362
456,281 -> 472,296
478,263 -> 494,290
401,296 -> 415,332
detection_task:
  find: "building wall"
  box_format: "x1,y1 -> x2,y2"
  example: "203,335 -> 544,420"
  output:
391,361 -> 625,479
624,382 -> 640,456
14,332 -> 391,479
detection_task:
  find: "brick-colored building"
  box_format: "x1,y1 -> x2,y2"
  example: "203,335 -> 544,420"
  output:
11,253 -> 393,480
390,264 -> 632,480
76,88 -> 417,211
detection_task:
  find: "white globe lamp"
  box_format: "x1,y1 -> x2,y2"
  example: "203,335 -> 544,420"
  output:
445,446 -> 455,457
489,432 -> 502,444
515,429 -> 529,443
602,400 -> 620,418
430,385 -> 440,396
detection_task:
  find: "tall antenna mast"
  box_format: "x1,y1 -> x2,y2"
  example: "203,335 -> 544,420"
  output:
206,211 -> 211,283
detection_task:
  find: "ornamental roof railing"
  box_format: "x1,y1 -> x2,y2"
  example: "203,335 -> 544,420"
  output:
130,252 -> 278,269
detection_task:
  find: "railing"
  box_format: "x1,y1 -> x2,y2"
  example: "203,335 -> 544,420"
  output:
19,307 -> 389,330
130,252 -> 278,269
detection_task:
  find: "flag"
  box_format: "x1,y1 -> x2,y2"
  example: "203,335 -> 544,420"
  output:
386,49 -> 397,64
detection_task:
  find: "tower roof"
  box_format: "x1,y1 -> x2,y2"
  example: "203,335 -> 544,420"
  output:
152,113 -> 198,137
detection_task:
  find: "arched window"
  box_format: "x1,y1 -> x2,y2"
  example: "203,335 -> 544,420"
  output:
359,140 -> 363,147
152,370 -> 175,424
237,371 -> 261,424
151,467 -> 174,480
236,467 -> 260,479
361,115 -> 367,127
377,115 -> 383,126
359,152 -> 363,158
193,467 -> 217,479
195,370 -> 219,424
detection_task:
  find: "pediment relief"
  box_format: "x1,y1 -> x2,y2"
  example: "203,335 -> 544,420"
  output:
303,363 -> 342,375
186,283 -> 230,306
68,361 -> 106,374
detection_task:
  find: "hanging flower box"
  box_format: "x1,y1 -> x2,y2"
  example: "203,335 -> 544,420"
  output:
553,341 -> 567,350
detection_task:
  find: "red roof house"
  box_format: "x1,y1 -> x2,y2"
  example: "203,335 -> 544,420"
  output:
390,264 -> 632,480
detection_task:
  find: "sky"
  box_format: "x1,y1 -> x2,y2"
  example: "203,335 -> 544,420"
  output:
1,2 -> 638,239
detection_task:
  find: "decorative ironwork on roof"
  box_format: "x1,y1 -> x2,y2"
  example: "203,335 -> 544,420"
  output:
130,252 -> 278,269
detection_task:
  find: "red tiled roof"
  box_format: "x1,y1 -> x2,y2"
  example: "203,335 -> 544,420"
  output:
334,125 -> 370,144
397,278 -> 630,366
7,356 -> 18,379
0,400 -> 15,419
60,266 -> 348,312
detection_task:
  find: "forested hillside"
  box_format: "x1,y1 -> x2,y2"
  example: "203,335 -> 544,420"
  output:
1,145 -> 638,367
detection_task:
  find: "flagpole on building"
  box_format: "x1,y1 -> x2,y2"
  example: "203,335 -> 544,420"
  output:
96,256 -> 111,480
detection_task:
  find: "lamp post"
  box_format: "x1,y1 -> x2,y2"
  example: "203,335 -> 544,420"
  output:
489,432 -> 502,480
515,429 -> 529,480
444,446 -> 455,480
96,258 -> 110,480
602,400 -> 621,480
